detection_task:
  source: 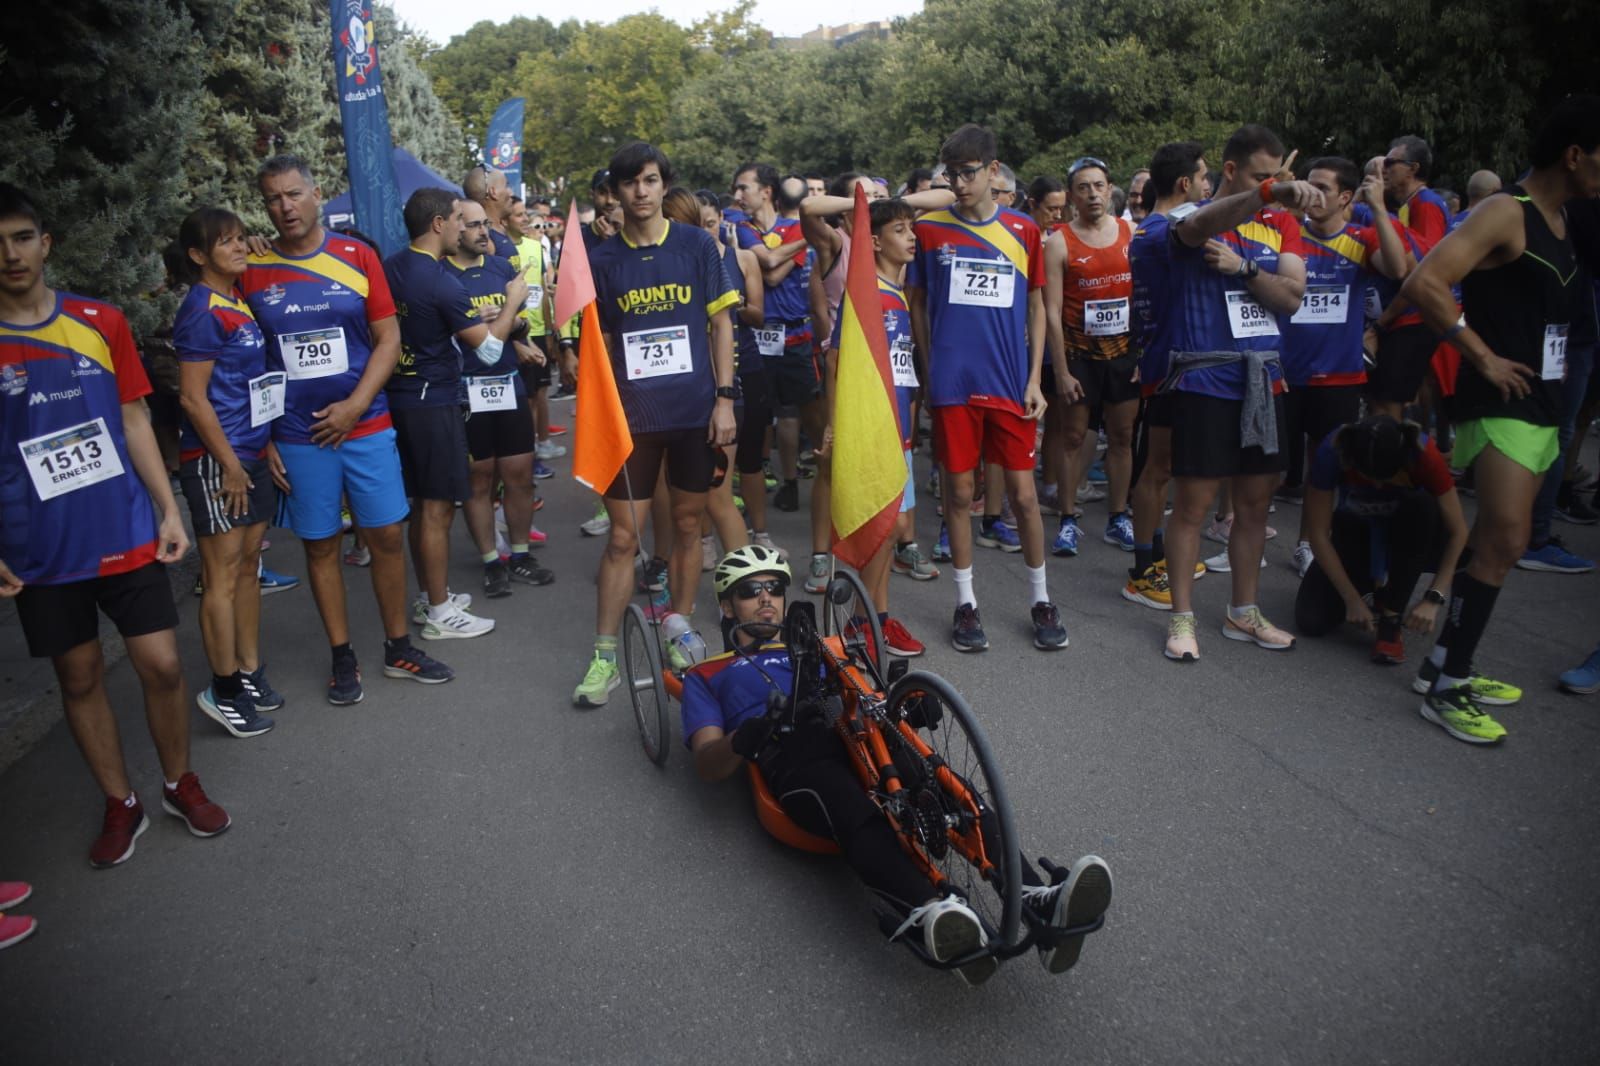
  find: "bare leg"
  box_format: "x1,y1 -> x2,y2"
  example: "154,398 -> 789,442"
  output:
707,443 -> 748,550
1227,472 -> 1279,606
463,459 -> 499,557
1004,467 -> 1045,568
364,521 -> 410,641
1169,476 -> 1221,614
1103,397 -> 1139,515
232,524 -> 266,673
54,640 -> 133,799
946,467 -> 977,569
1132,427 -> 1172,549
196,528 -> 246,676
302,534 -> 350,647
409,499 -> 457,606
598,494 -> 646,637
124,628 -> 188,784
499,453 -> 536,547
1061,402 -> 1091,516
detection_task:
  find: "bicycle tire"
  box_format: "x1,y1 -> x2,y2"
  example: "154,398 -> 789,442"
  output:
819,567 -> 885,683
621,602 -> 670,766
884,671 -> 1022,948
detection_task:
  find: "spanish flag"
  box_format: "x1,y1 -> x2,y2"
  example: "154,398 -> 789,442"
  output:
830,185 -> 905,570
554,198 -> 633,492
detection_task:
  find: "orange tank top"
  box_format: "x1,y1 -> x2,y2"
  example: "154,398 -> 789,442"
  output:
1061,217 -> 1134,360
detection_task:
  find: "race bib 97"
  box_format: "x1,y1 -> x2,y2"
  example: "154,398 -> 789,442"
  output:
248,372 -> 286,427
949,258 -> 1016,307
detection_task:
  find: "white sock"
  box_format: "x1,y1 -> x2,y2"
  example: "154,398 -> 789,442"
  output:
1428,644 -> 1447,668
124,792 -> 139,807
427,601 -> 453,622
1027,564 -> 1048,606
1435,673 -> 1468,692
1228,603 -> 1257,621
164,781 -> 178,791
953,566 -> 976,608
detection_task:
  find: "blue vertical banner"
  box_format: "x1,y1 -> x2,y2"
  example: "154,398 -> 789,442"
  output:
485,97 -> 526,197
330,0 -> 408,255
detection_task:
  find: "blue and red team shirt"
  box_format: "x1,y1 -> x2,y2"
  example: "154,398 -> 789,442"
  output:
1285,224 -> 1387,387
1308,429 -> 1453,517
829,275 -> 916,448
240,234 -> 397,445
384,246 -> 481,410
1130,210 -> 1175,397
172,284 -> 271,461
908,205 -> 1046,413
737,216 -> 813,346
444,253 -> 525,397
589,221 -> 740,435
1384,187 -> 1453,329
1164,203 -> 1303,400
0,294 -> 160,585
680,643 -> 794,748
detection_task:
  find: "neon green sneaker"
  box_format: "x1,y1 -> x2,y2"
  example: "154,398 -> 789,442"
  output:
1419,685 -> 1507,745
573,654 -> 620,708
1412,659 -> 1522,706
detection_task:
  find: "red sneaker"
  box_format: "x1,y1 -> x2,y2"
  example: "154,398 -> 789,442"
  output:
0,913 -> 37,950
1371,615 -> 1405,665
162,773 -> 232,838
547,424 -> 567,436
883,617 -> 926,658
90,795 -> 149,869
0,881 -> 31,910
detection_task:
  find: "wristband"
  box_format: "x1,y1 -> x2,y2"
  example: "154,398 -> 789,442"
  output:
1258,178 -> 1277,205
1441,321 -> 1467,342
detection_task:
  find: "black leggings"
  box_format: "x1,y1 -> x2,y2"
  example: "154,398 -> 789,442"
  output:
736,370 -> 773,474
1295,492 -> 1444,636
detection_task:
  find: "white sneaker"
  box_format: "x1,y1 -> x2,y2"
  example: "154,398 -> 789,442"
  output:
891,897 -> 996,986
1021,856 -> 1114,975
1202,515 -> 1232,545
412,590 -> 471,626
804,554 -> 830,594
700,535 -> 717,572
420,602 -> 495,640
580,504 -> 611,537
750,530 -> 788,561
1075,484 -> 1106,504
536,439 -> 567,460
1203,550 -> 1267,574
1292,541 -> 1315,577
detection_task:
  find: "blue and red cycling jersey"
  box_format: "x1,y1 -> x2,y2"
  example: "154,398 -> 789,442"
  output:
172,283 -> 271,461
1284,223 -> 1387,387
737,216 -> 813,346
0,294 -> 160,585
680,643 -> 793,747
908,205 -> 1045,413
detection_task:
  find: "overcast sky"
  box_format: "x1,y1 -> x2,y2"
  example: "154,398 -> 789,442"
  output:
387,0 -> 925,44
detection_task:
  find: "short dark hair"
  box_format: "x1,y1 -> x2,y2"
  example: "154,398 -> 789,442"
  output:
939,123 -> 997,167
1306,155 -> 1361,194
609,142 -> 675,191
1531,93 -> 1600,169
1027,175 -> 1064,204
869,198 -> 917,234
1337,414 -> 1421,481
1388,134 -> 1433,179
0,182 -> 44,229
589,168 -> 611,192
257,154 -> 316,192
176,206 -> 246,283
904,167 -> 934,192
1148,141 -> 1206,199
734,162 -> 780,194
694,189 -> 721,211
803,172 -> 825,184
402,188 -> 458,239
1222,124 -> 1285,167
828,171 -> 865,198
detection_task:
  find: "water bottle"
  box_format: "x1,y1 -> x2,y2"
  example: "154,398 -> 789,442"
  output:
661,612 -> 708,667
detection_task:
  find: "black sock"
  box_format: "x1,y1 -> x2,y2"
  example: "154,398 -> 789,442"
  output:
1152,528 -> 1166,564
331,642 -> 354,663
1441,572 -> 1500,679
1134,545 -> 1154,573
213,673 -> 243,698
981,515 -> 997,531
383,635 -> 411,658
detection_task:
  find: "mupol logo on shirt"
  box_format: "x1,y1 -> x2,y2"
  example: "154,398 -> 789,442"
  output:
286,302 -> 332,314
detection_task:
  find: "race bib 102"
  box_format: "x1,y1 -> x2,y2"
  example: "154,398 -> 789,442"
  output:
755,327 -> 785,357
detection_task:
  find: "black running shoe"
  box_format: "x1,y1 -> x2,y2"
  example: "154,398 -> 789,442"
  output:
1031,601 -> 1068,650
508,555 -> 555,586
328,651 -> 363,706
483,560 -> 512,599
239,665 -> 285,711
951,603 -> 988,652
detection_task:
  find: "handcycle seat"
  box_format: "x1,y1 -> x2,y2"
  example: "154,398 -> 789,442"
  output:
747,765 -> 840,855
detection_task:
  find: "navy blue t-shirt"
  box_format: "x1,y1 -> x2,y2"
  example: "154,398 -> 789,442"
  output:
384,246 -> 480,409
680,643 -> 793,748
444,253 -> 525,397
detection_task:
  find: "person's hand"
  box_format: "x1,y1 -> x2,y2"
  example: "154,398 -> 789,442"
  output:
1363,326 -> 1379,358
219,461 -> 253,520
244,234 -> 274,258
1203,238 -> 1245,277
1268,179 -> 1326,213
730,714 -> 777,760
1274,149 -> 1300,182
1405,599 -> 1440,634
1344,594 -> 1375,632
708,401 -> 737,446
156,507 -> 190,564
1359,173 -> 1386,209
1470,349 -> 1537,402
310,397 -> 364,448
814,423 -> 834,458
514,340 -> 547,367
265,441 -> 291,494
560,348 -> 578,389
1056,372 -> 1085,403
503,273 -> 529,310
0,558 -> 24,598
1022,381 -> 1047,421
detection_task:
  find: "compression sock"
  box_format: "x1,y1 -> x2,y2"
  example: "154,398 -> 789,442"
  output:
594,635 -> 618,664
1440,572 -> 1499,684
481,550 -> 500,565
1134,544 -> 1154,574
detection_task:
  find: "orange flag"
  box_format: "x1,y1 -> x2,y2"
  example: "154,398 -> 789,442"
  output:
830,185 -> 905,569
554,198 -> 633,492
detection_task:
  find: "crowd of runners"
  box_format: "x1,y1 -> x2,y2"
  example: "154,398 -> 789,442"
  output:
1,95 -> 1598,956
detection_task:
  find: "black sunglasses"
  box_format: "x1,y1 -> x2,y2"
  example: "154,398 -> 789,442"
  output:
732,578 -> 787,600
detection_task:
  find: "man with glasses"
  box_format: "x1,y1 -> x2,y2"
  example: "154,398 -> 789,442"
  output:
908,123 -> 1066,652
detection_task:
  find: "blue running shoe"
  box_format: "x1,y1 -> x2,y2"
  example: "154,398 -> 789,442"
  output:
327,650 -> 363,706
976,518 -> 1022,553
1560,644 -> 1600,694
1087,459 -> 1108,486
932,523 -> 952,563
1052,515 -> 1081,557
238,665 -> 284,711
196,686 -> 275,739
259,567 -> 299,595
1103,512 -> 1135,551
1517,536 -> 1594,574
533,461 -> 555,480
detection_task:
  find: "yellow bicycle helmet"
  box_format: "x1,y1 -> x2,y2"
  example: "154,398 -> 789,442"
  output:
713,544 -> 792,597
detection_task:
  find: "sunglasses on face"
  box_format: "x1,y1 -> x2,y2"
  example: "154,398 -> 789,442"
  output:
732,578 -> 787,600
1382,157 -> 1417,169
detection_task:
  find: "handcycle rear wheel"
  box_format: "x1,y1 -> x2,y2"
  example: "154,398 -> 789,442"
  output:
820,567 -> 885,683
884,671 -> 1022,949
621,602 -> 670,766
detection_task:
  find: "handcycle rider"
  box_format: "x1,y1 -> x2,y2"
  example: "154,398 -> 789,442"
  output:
682,544 -> 1114,985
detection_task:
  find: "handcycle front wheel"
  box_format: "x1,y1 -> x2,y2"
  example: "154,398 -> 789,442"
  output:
621,602 -> 670,766
820,567 -> 885,683
884,671 -> 1022,949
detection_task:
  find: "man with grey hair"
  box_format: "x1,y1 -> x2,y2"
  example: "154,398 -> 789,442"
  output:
1465,169 -> 1503,210
993,163 -> 1019,208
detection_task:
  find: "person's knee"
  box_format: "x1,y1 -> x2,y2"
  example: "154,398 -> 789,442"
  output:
946,474 -> 976,511
1475,518 -> 1528,571
55,647 -> 104,703
302,534 -> 342,562
362,523 -> 404,555
604,522 -> 640,559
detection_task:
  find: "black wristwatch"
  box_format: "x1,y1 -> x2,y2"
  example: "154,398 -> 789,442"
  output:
715,385 -> 738,400
1424,588 -> 1447,605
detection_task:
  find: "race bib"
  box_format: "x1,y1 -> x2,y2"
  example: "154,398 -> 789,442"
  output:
248,372 -> 286,427
1292,285 -> 1350,325
949,258 -> 1016,307
755,327 -> 785,357
19,417 -> 126,502
890,337 -> 918,388
1085,297 -> 1130,337
279,327 -> 349,380
1226,291 -> 1280,339
467,373 -> 517,413
1543,324 -> 1569,381
1363,287 -> 1383,320
524,284 -> 544,311
623,325 -> 693,380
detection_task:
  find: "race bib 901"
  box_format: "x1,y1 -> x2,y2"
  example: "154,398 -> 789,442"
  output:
279,327 -> 349,380
1084,297 -> 1130,337
949,258 -> 1016,307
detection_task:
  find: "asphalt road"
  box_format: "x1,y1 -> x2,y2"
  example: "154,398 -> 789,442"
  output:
2,436 -> 1598,1065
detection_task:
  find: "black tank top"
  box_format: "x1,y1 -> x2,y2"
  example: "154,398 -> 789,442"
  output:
723,242 -> 759,377
1457,185 -> 1579,426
